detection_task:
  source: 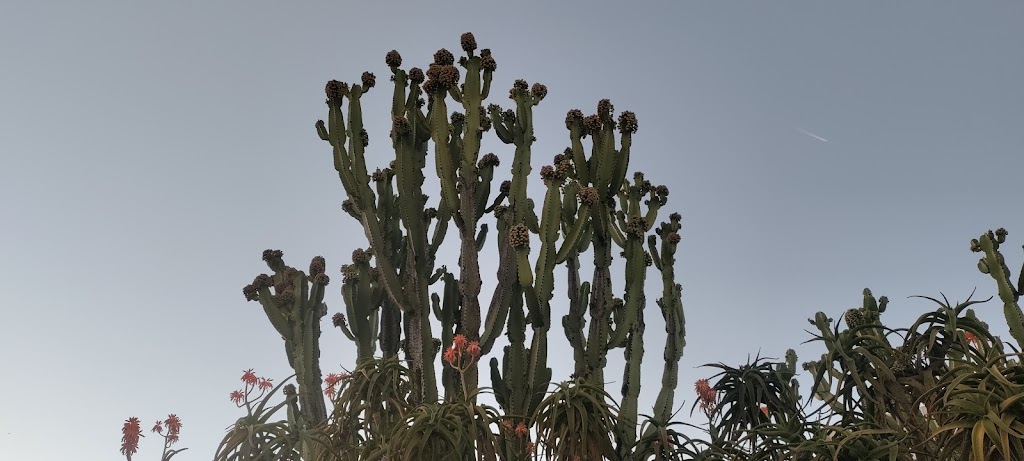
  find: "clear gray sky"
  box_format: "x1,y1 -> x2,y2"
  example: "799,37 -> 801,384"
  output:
2,1 -> 1022,459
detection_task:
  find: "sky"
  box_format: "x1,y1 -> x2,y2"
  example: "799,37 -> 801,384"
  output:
2,1 -> 1023,459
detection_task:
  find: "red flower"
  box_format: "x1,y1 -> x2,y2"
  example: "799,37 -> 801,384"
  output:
230,390 -> 245,405
151,421 -> 163,434
241,369 -> 258,385
443,346 -> 459,366
452,334 -> 468,352
514,422 -> 529,438
466,341 -> 481,358
258,378 -> 273,391
324,373 -> 344,387
759,404 -> 769,416
695,379 -> 717,414
164,414 -> 181,444
121,417 -> 143,461
964,330 -> 980,346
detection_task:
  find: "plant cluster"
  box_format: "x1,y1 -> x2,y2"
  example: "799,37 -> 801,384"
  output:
117,33 -> 1024,461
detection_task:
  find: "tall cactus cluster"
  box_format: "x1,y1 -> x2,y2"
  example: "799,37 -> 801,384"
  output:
240,33 -> 687,458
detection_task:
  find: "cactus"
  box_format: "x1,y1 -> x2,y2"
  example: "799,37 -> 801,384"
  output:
239,33 -> 689,459
971,228 -> 1024,348
241,250 -> 330,429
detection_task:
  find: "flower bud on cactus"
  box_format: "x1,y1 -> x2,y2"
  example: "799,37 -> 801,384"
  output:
325,80 -> 349,102
565,109 -> 584,129
460,32 -> 477,52
625,216 -> 649,238
262,249 -> 284,262
583,114 -> 602,135
243,284 -> 258,301
670,212 -> 682,222
597,99 -> 614,121
996,228 -> 1008,244
500,180 -> 511,194
275,290 -> 295,307
618,111 -> 638,134
478,153 -> 500,169
252,274 -> 273,289
392,116 -> 411,135
481,54 -> 497,72
408,67 -> 425,85
332,312 -> 347,328
385,50 -> 402,68
283,384 -> 296,396
352,248 -> 371,265
578,187 -> 599,206
434,48 -> 455,66
313,273 -> 330,286
531,83 -> 547,101
509,79 -> 529,99
361,72 -> 376,89
666,232 -> 681,244
450,111 -> 465,125
309,256 -> 326,276
509,224 -> 530,249
341,264 -> 359,283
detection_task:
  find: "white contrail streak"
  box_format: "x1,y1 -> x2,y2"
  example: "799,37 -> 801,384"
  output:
794,127 -> 829,143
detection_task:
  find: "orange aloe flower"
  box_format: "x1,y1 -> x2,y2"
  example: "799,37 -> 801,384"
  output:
443,346 -> 459,366
121,417 -> 143,461
164,414 -> 181,443
759,404 -> 769,416
230,390 -> 245,405
466,341 -> 481,358
452,334 -> 468,352
514,422 -> 529,438
241,369 -> 258,385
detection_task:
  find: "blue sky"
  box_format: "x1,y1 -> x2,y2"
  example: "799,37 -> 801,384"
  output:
1,1 -> 1022,459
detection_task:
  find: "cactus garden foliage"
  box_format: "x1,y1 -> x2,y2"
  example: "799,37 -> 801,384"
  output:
189,33 -> 1024,461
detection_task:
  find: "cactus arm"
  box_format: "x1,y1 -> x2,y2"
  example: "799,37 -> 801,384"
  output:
607,238 -> 646,347
346,88 -> 374,193
566,121 -> 590,185
460,55 -> 483,177
429,201 -> 451,260
647,235 -> 663,272
563,272 -> 590,374
651,217 -> 685,423
475,224 -> 488,252
488,107 -> 514,144
975,230 -> 1024,348
608,214 -> 627,248
481,235 -> 514,354
554,204 -> 591,264
255,287 -> 291,337
616,304 -> 644,457
429,93 -> 461,217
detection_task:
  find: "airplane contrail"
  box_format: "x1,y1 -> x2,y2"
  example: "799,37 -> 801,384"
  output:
794,126 -> 829,143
